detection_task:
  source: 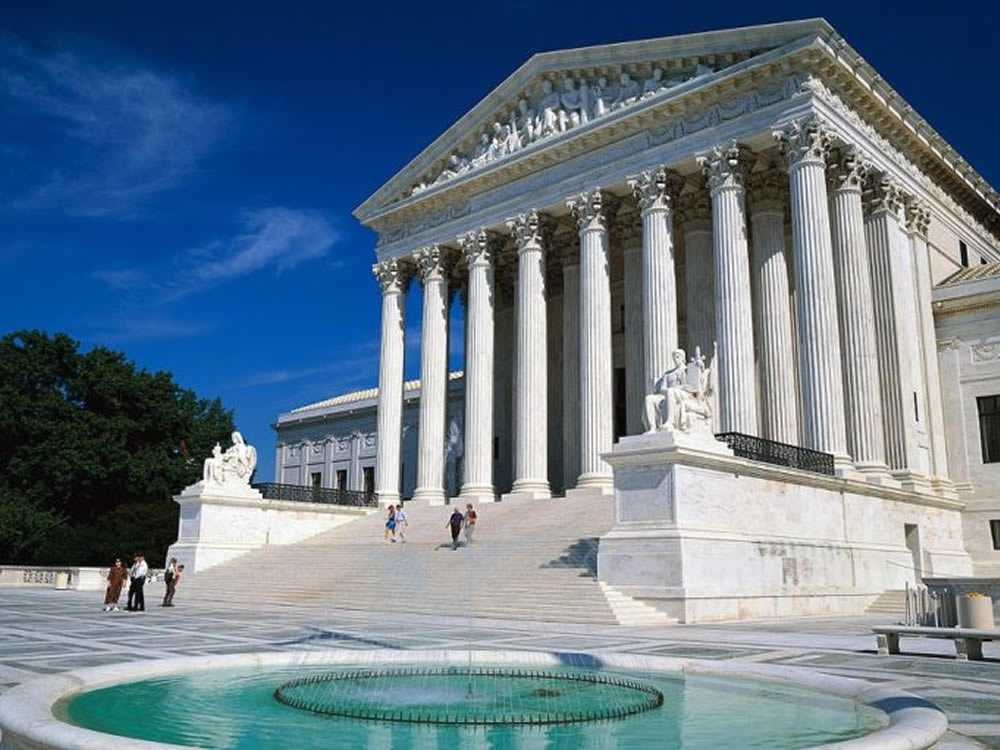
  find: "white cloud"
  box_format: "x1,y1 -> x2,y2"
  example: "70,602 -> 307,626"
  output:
91,268 -> 148,290
0,36 -> 229,218
91,315 -> 214,343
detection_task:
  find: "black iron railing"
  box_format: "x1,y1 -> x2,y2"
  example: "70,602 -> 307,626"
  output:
715,432 -> 835,476
253,483 -> 379,508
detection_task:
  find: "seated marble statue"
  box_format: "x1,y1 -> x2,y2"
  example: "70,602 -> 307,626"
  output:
642,348 -> 713,434
202,431 -> 258,486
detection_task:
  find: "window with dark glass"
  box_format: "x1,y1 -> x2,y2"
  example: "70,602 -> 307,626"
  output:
991,520 -> 1000,550
960,240 -> 969,267
311,472 -> 322,489
978,395 -> 1000,464
336,469 -> 347,489
363,466 -> 375,495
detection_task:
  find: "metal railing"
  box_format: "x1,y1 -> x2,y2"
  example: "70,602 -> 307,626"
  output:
715,432 -> 836,476
252,483 -> 379,508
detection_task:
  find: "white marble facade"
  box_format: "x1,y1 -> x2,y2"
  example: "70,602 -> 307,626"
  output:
277,20 -> 1000,586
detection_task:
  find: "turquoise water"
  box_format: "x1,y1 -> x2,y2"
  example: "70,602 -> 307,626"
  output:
60,664 -> 887,749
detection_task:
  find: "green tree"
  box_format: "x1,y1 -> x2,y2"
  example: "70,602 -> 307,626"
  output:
0,330 -> 235,566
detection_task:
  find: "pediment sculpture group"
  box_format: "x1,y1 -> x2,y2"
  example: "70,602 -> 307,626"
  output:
412,63 -> 715,195
642,348 -> 714,435
203,431 -> 258,487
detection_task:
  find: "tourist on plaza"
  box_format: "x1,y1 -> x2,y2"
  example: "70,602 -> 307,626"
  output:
384,505 -> 397,542
127,553 -> 148,612
464,504 -> 478,544
162,564 -> 184,607
447,508 -> 465,550
102,558 -> 126,611
394,504 -> 408,543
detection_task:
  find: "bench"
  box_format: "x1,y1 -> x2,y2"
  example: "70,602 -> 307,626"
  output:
873,625 -> 998,661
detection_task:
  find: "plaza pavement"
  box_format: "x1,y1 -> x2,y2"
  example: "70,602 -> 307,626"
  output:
1,587 -> 998,748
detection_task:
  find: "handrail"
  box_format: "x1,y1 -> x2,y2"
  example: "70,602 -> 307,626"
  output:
252,482 -> 378,508
715,432 -> 835,476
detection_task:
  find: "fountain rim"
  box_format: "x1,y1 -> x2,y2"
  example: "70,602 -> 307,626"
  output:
0,648 -> 947,750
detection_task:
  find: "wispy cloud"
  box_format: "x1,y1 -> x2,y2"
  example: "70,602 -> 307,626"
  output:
90,315 -> 214,343
91,268 -> 148,290
0,35 -> 229,218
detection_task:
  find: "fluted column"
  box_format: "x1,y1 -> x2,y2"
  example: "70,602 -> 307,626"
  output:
373,259 -> 408,505
679,192 -> 715,375
748,167 -> 799,444
865,175 -> 925,487
568,189 -> 614,492
906,199 -> 950,487
774,118 -> 849,468
619,209 -> 645,436
827,146 -> 888,475
412,245 -> 449,505
459,229 -> 496,502
505,211 -> 550,498
628,166 -> 682,398
698,141 -> 757,435
562,258 -> 581,489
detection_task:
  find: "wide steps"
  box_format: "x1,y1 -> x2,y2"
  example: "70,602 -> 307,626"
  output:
865,589 -> 907,615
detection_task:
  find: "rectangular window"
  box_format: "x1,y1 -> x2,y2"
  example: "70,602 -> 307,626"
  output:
336,469 -> 347,489
991,520 -> 1000,551
978,395 -> 1000,464
311,472 -> 322,489
363,466 -> 375,495
913,392 -> 919,422
960,240 -> 969,267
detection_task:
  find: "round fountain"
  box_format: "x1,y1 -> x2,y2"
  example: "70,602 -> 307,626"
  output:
0,649 -> 948,749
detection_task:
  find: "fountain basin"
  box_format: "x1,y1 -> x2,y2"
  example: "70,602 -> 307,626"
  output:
0,649 -> 947,749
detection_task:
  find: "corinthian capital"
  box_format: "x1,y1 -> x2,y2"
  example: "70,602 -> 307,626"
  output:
905,198 -> 932,237
506,210 -> 547,253
697,140 -> 752,192
567,188 -> 610,233
773,116 -> 833,167
459,228 -> 494,267
864,173 -> 906,217
373,258 -> 407,294
826,144 -> 869,192
414,244 -> 447,281
627,166 -> 683,214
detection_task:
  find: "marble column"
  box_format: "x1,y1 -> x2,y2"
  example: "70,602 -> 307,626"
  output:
459,229 -> 496,502
412,245 -> 449,505
774,119 -> 849,467
865,174 -> 925,487
748,167 -> 799,445
568,188 -> 614,492
698,141 -> 757,435
505,211 -> 550,498
906,199 -> 950,488
826,145 -> 888,475
562,256 -> 581,489
628,166 -> 681,399
620,209 -> 645,436
373,259 -> 407,505
679,192 -> 715,373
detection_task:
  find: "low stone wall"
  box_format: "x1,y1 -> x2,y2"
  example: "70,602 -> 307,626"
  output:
599,431 -> 974,623
0,567 -> 120,591
166,482 -> 374,574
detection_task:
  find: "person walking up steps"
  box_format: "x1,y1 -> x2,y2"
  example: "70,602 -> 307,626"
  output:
447,508 -> 464,550
127,553 -> 147,612
464,503 -> 478,545
103,558 -> 126,611
383,505 -> 397,542
163,564 -> 184,606
394,504 -> 408,543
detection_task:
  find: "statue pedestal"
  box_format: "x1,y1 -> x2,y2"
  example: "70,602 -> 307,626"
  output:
166,480 -> 371,574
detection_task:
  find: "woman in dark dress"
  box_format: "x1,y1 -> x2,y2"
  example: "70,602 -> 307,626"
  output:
103,558 -> 126,611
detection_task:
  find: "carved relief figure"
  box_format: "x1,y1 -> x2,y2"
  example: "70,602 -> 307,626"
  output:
642,67 -> 665,98
538,79 -> 562,137
612,72 -> 640,109
642,349 -> 713,434
559,76 -> 589,131
589,75 -> 614,118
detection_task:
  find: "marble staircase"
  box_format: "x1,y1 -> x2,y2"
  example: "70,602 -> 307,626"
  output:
182,493 -> 627,625
865,589 -> 907,616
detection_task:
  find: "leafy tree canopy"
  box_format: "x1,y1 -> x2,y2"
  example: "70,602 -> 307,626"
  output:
0,330 -> 235,566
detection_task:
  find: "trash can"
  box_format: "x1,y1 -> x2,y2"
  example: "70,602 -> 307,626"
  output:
54,571 -> 70,590
957,594 -> 994,630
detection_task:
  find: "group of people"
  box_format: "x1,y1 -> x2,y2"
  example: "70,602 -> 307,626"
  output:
102,554 -> 184,612
381,502 -> 479,550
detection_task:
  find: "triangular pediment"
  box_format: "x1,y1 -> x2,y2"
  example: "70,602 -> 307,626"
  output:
354,18 -> 834,223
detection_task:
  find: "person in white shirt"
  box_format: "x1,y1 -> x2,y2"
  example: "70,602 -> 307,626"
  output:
394,506 -> 408,543
127,553 -> 148,612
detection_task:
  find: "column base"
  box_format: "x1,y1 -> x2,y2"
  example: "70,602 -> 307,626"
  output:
565,485 -> 613,499
459,485 -> 498,504
890,470 -> 932,494
929,476 -> 958,500
854,463 -> 899,488
509,478 -> 550,497
574,472 -> 613,491
832,453 -> 856,479
377,492 -> 401,508
412,487 -> 447,506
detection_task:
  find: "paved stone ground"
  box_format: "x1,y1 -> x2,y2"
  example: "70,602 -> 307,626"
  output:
1,588 -> 998,748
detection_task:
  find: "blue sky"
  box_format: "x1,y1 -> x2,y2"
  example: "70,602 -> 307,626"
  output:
1,0 -> 996,481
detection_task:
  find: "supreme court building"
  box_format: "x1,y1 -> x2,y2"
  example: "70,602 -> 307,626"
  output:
276,19 -> 1000,602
